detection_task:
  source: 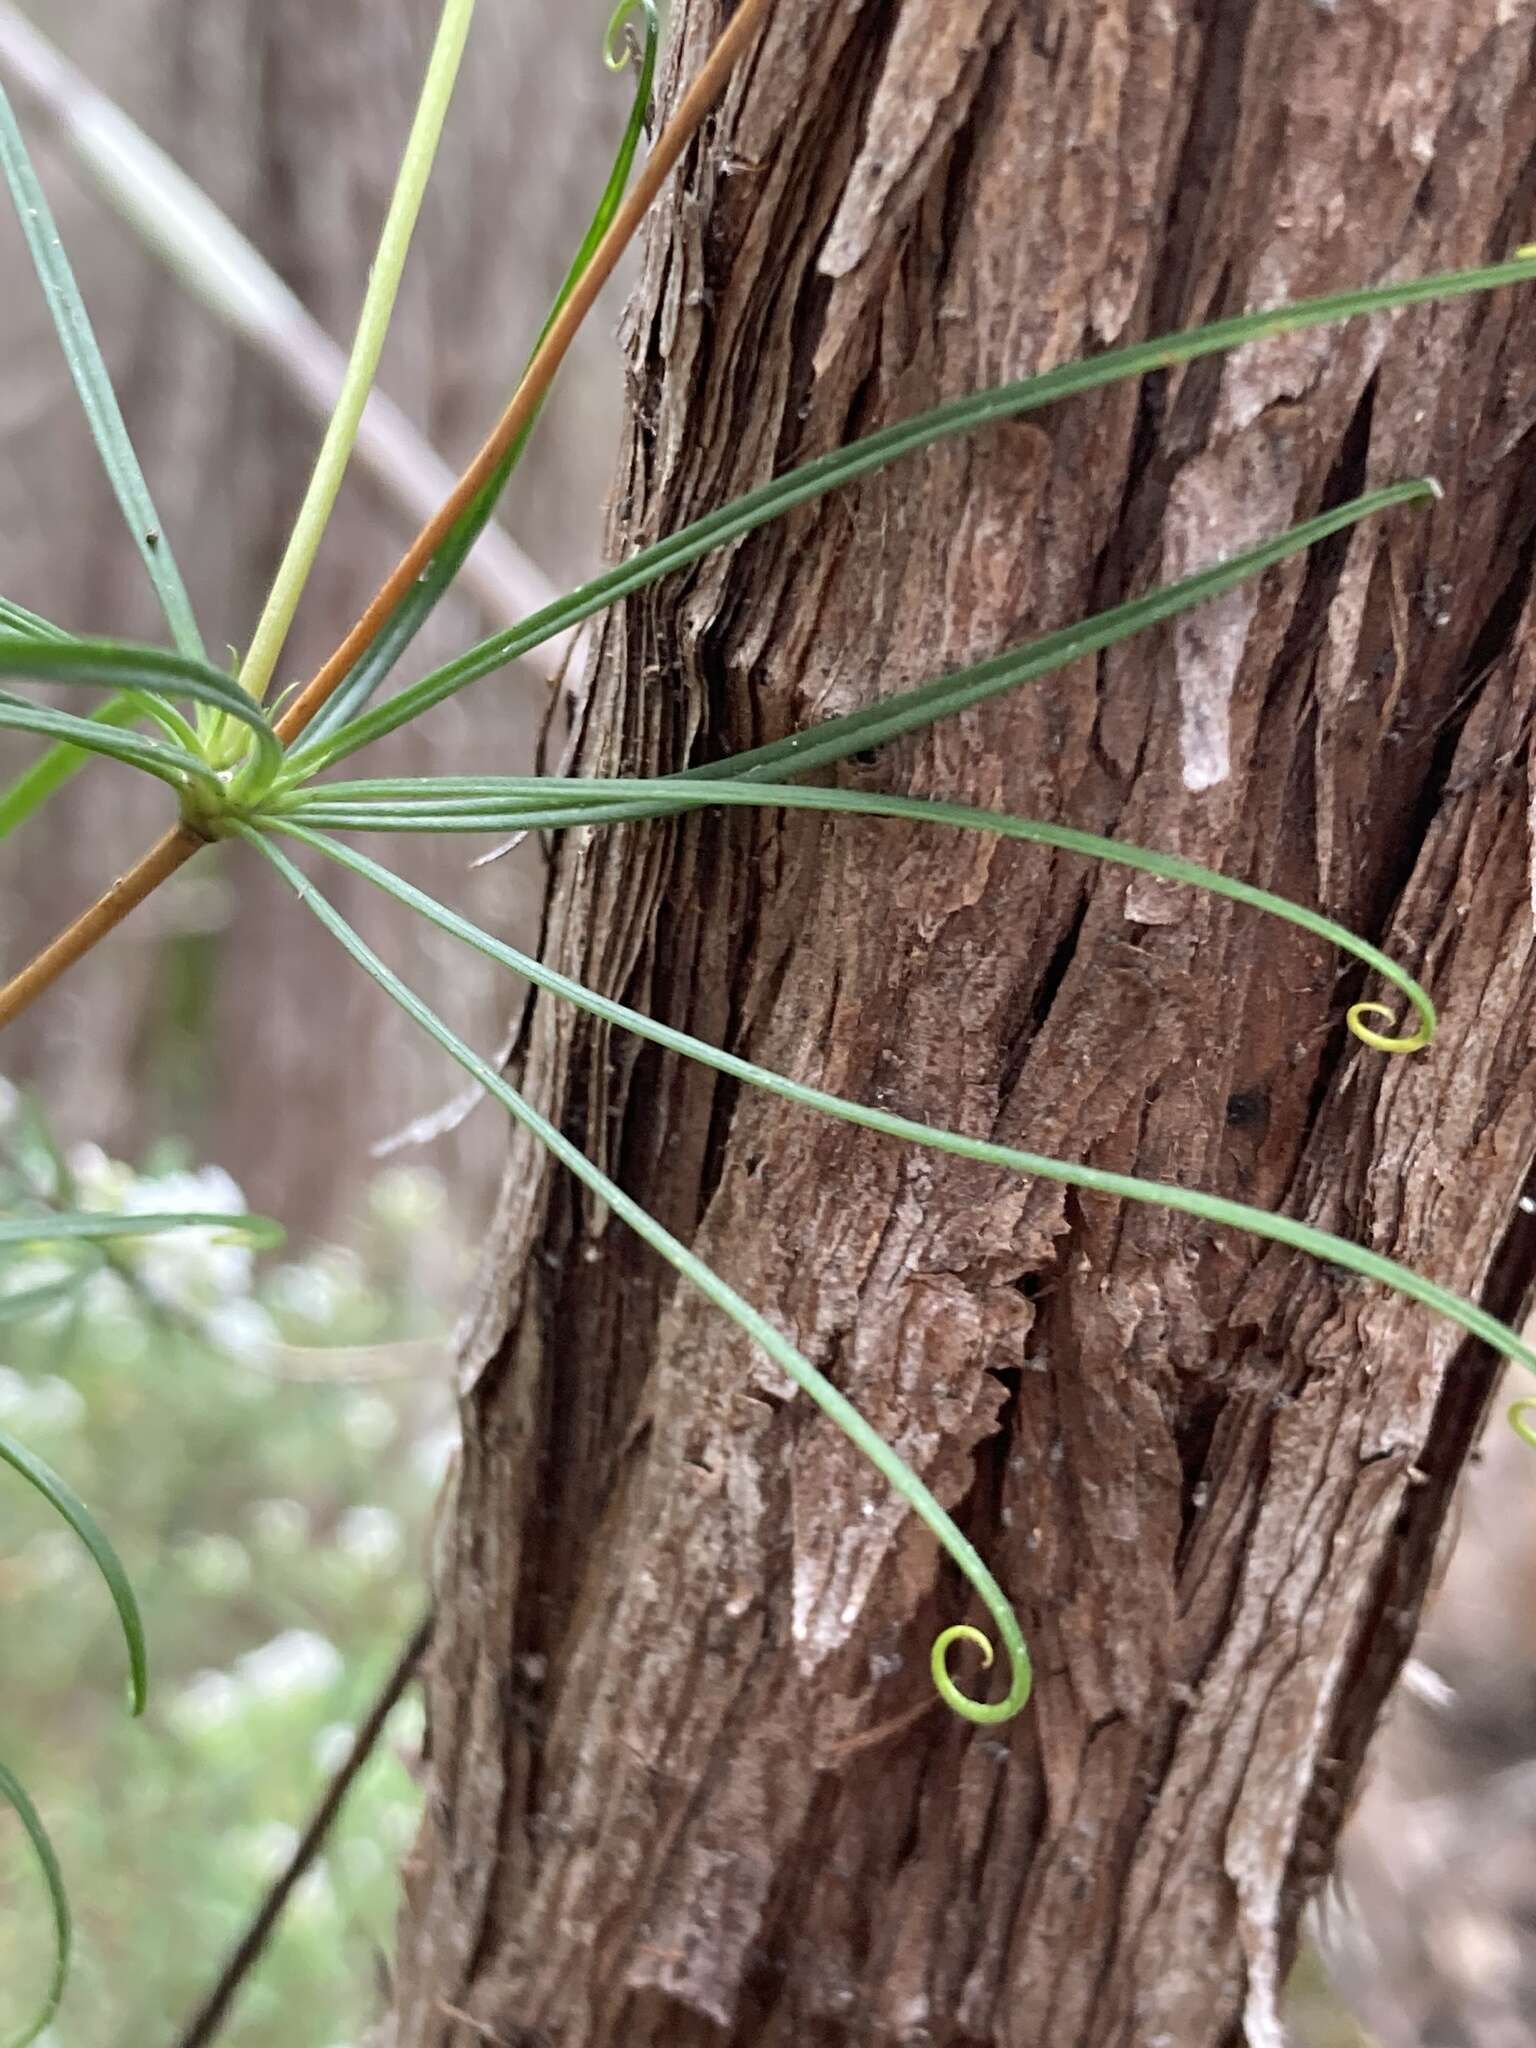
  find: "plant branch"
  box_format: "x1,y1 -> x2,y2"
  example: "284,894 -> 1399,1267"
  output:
0,2 -> 573,655
0,824 -> 202,1029
271,0 -> 774,745
236,0 -> 478,708
0,0 -> 773,1033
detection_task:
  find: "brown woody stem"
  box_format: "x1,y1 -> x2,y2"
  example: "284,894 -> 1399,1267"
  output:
0,0 -> 774,1033
0,823 -> 203,1027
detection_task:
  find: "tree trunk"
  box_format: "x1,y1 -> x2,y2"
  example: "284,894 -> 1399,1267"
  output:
0,0 -> 628,1231
394,4 -> 1536,2043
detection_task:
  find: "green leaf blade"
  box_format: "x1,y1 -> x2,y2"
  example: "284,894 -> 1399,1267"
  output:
239,823 -> 1032,1725
0,1429 -> 146,1715
298,0 -> 661,746
292,254 -> 1536,773
0,81 -> 204,661
0,1208 -> 283,1249
276,822 -> 1533,1392
0,1759 -> 70,2048
0,693 -> 147,841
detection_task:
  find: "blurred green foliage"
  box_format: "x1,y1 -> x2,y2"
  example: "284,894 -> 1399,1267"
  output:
0,1087 -> 457,2047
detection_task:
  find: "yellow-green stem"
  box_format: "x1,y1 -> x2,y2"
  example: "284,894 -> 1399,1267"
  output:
232,0 -> 477,713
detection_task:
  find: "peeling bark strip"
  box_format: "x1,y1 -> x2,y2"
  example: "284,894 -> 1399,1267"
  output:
392,5 -> 1536,2045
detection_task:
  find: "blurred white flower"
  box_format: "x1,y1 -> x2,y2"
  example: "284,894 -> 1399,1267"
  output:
248,1497 -> 310,1551
236,1628 -> 343,1699
67,1148 -> 255,1315
313,1721 -> 356,1774
340,1393 -> 397,1452
241,1820 -> 299,1874
335,1505 -> 402,1572
175,1533 -> 253,1596
129,1168 -> 253,1313
169,1670 -> 243,1739
289,1864 -> 336,1924
0,1366 -> 30,1419
203,1297 -> 279,1369
268,1261 -> 339,1326
368,1165 -> 445,1231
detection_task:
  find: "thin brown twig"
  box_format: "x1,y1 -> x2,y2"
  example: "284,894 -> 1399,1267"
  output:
0,823 -> 203,1027
271,0 -> 773,745
0,0 -> 775,1034
172,1610 -> 433,2048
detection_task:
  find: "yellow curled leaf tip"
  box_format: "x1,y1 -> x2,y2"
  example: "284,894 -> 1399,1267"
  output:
935,1623 -> 993,1674
1509,1398 -> 1536,1452
930,1623 -> 1031,1726
603,0 -> 651,69
1346,1001 -> 1432,1055
1514,243 -> 1536,259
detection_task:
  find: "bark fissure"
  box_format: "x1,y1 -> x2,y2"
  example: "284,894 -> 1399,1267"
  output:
393,6 -> 1536,2045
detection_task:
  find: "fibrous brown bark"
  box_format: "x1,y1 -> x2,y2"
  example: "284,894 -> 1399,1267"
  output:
395,4 -> 1536,2044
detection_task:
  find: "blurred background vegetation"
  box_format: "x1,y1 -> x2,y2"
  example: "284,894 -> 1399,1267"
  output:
0,0 -> 633,2037
2,4 -> 1533,2047
0,1086 -> 459,2044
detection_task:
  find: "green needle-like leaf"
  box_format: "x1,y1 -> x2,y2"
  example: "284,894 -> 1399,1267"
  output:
240,822 -> 1031,1726
300,0 -> 661,745
0,1429 -> 146,1714
276,821 -> 1531,1384
0,692 -> 217,795
281,481 -> 1426,824
0,1759 -> 70,2048
0,597 -> 72,644
0,80 -> 204,660
0,693 -> 147,841
0,604 -> 158,837
0,634 -> 284,785
278,779 -> 1436,1050
290,254 -> 1536,772
0,1207 -> 282,1248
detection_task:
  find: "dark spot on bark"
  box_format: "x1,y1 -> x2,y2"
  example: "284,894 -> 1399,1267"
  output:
1225,1087 -> 1269,1131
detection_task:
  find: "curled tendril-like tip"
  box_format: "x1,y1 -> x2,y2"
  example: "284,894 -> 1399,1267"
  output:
1346,1000 -> 1433,1056
604,0 -> 656,71
1508,1398 -> 1536,1452
931,1623 -> 1032,1726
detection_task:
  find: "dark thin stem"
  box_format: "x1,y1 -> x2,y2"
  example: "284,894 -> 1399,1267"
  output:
171,1610 -> 433,2048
